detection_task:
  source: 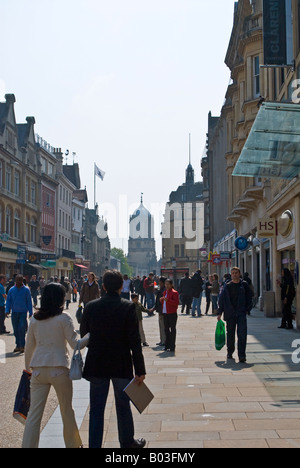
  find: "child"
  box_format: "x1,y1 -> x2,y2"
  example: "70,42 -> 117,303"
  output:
131,293 -> 149,347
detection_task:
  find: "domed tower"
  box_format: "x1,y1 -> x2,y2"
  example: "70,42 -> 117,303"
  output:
127,194 -> 158,277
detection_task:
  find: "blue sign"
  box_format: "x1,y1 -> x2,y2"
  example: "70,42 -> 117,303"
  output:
235,237 -> 250,252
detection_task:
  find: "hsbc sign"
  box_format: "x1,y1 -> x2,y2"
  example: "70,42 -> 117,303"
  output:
257,218 -> 278,238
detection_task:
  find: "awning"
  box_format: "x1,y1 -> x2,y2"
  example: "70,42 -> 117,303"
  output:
74,264 -> 88,269
233,102 -> 300,179
27,263 -> 48,270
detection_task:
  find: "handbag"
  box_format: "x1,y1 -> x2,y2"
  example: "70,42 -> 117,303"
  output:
215,320 -> 226,351
76,305 -> 83,324
13,370 -> 32,425
69,342 -> 83,381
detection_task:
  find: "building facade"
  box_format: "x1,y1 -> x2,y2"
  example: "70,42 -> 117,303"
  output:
161,161 -> 204,282
127,196 -> 158,277
205,0 -> 300,324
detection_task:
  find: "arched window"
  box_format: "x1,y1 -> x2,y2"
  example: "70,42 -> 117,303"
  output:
14,210 -> 21,239
25,214 -> 30,242
6,206 -> 12,236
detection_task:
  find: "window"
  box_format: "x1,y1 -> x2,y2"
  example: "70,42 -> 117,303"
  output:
6,206 -> 12,236
6,165 -> 11,192
253,56 -> 260,97
14,210 -> 20,239
31,182 -> 36,205
31,217 -> 37,243
175,245 -> 180,257
14,171 -> 20,196
26,215 -> 30,242
25,179 -> 29,201
0,161 -> 2,188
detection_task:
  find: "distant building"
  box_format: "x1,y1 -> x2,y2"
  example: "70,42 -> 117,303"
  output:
127,195 -> 158,277
161,155 -> 204,282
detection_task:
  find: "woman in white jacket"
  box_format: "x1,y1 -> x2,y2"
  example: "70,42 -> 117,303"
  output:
23,283 -> 88,449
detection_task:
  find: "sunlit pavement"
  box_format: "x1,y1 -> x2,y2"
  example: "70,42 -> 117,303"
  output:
41,302 -> 300,449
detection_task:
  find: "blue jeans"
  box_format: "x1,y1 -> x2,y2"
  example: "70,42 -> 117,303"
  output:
192,296 -> 202,316
11,313 -> 28,348
89,377 -> 135,448
146,293 -> 155,309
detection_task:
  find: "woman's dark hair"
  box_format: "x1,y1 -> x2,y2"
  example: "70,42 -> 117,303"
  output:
103,270 -> 123,293
34,283 -> 66,321
283,268 -> 294,283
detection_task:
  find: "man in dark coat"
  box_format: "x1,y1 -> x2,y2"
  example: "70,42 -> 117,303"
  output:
178,272 -> 193,314
217,267 -> 253,363
80,270 -> 146,449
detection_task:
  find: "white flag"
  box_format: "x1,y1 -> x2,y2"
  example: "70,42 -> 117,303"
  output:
94,164 -> 106,181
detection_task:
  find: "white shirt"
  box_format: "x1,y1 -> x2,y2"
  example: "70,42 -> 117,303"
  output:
163,292 -> 168,314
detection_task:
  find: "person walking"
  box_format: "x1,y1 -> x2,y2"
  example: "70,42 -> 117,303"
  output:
151,277 -> 166,347
144,273 -> 155,309
80,270 -> 147,449
178,272 -> 193,315
191,270 -> 204,317
217,267 -> 253,363
204,275 -> 213,315
131,293 -> 149,347
210,274 -> 220,315
22,283 -> 89,448
277,268 -> 296,330
121,274 -> 133,300
79,272 -> 100,307
0,274 -> 9,335
6,275 -> 33,353
160,279 -> 180,353
64,277 -> 73,309
29,275 -> 40,308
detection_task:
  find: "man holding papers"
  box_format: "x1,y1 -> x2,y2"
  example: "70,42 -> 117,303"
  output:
80,270 -> 147,449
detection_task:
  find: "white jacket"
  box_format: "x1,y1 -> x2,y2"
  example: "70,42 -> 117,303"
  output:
25,313 -> 82,371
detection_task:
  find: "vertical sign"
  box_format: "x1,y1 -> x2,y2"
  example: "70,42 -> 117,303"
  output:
263,0 -> 293,66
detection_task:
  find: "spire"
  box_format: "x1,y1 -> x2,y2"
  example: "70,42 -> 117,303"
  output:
186,133 -> 194,185
141,192 -> 144,204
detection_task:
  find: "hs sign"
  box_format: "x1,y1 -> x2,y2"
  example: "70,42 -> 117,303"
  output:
257,218 -> 278,238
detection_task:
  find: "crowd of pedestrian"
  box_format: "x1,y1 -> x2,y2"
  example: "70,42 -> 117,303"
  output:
0,265 -> 296,448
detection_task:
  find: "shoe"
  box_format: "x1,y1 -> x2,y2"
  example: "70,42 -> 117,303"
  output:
19,348 -> 25,354
143,342 -> 149,347
278,326 -> 286,329
129,438 -> 146,448
0,331 -> 10,335
164,347 -> 170,351
239,357 -> 247,363
227,354 -> 233,359
13,347 -> 20,353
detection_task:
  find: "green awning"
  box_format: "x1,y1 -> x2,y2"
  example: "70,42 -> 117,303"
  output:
233,102 -> 300,179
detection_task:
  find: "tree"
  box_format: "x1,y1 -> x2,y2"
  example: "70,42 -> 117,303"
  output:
111,248 -> 133,277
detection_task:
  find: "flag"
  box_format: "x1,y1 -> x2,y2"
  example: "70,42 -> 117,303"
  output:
94,163 -> 106,181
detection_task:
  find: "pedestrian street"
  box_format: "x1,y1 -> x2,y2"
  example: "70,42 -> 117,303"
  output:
40,301 -> 300,449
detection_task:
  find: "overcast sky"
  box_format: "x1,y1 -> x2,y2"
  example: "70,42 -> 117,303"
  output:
1,0 -> 235,255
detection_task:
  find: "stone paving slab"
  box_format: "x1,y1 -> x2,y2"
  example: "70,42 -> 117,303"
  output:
41,305 -> 300,448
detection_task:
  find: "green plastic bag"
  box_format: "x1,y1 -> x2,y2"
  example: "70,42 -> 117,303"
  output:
215,320 -> 226,351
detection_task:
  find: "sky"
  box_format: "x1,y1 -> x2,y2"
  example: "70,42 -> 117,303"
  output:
0,0 -> 236,255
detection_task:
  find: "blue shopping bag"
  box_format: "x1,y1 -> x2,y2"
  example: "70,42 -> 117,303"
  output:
13,370 -> 31,425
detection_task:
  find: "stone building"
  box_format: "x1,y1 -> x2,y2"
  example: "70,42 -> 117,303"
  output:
127,196 -> 158,277
161,158 -> 204,282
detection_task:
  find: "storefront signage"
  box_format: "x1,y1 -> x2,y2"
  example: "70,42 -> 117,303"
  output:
235,237 -> 250,252
263,0 -> 293,66
257,218 -> 278,238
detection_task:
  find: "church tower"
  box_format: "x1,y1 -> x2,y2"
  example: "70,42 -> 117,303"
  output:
127,194 -> 158,277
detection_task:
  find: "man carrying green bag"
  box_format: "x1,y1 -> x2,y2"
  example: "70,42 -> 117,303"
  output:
215,320 -> 226,351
